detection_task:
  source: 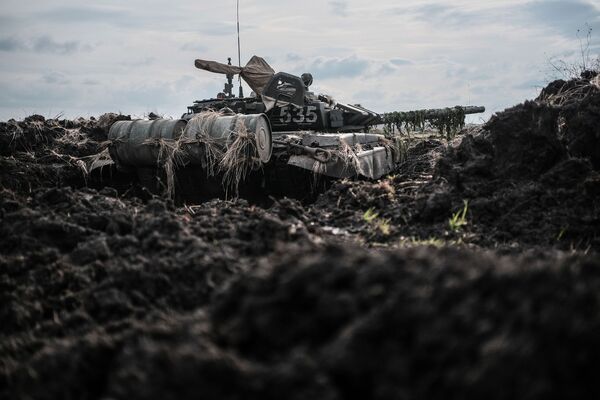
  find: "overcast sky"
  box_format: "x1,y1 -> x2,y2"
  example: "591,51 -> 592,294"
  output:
0,0 -> 599,122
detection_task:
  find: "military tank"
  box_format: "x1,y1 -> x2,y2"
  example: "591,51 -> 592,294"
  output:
108,55 -> 485,199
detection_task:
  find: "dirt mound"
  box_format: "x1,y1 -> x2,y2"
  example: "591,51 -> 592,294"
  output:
427,73 -> 600,248
0,186 -> 313,334
207,246 -> 600,400
0,113 -> 127,156
438,73 -> 600,183
3,243 -> 600,399
540,73 -> 600,168
0,113 -> 131,195
0,182 -> 319,399
437,102 -> 564,182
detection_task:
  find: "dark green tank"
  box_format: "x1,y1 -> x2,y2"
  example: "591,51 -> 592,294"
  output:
108,56 -> 485,198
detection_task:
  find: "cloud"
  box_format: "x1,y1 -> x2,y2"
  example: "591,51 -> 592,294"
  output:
445,62 -> 492,81
33,36 -> 88,54
401,1 -> 600,38
42,71 -> 70,85
0,37 -> 24,51
180,42 -> 207,52
32,5 -> 247,35
329,1 -> 349,17
0,35 -> 91,54
402,3 -> 483,27
0,77 -> 75,109
522,0 -> 600,37
304,55 -> 370,79
390,59 -> 413,66
0,72 -> 219,120
377,64 -> 397,76
197,22 -> 238,36
286,53 -> 302,62
35,6 -> 128,24
120,57 -> 156,67
0,15 -> 16,29
512,79 -> 545,91
371,60 -> 415,76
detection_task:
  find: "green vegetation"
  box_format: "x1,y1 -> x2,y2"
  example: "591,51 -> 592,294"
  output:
363,208 -> 391,236
382,107 -> 466,139
429,107 -> 466,139
556,227 -> 568,242
401,237 -> 446,247
383,110 -> 427,134
448,200 -> 469,232
397,236 -> 469,248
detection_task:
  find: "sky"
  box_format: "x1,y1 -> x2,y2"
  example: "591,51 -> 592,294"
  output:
0,0 -> 599,122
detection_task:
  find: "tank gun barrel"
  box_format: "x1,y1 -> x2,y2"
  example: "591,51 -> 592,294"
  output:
377,105 -> 486,137
379,105 -> 485,123
423,105 -> 485,118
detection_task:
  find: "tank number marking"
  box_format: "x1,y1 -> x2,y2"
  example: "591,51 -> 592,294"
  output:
279,106 -> 318,124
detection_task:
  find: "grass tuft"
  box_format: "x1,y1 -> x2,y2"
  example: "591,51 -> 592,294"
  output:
363,208 -> 392,236
448,200 -> 469,233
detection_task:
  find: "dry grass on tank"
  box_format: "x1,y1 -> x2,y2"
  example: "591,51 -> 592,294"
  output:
337,139 -> 363,175
184,111 -> 225,177
141,137 -> 186,198
220,118 -> 261,198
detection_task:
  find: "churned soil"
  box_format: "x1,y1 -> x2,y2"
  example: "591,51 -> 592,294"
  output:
1,73 -> 600,399
312,73 -> 600,250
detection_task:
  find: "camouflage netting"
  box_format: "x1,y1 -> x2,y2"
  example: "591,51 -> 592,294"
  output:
382,107 -> 466,139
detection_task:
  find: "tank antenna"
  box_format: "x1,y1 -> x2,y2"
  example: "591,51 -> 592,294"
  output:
236,0 -> 244,98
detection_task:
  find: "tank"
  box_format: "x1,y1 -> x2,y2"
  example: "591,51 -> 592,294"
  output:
108,55 -> 486,198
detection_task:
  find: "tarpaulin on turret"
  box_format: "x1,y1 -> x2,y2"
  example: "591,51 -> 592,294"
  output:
194,55 -> 275,95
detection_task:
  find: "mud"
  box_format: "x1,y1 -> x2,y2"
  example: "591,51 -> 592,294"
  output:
1,74 -> 600,399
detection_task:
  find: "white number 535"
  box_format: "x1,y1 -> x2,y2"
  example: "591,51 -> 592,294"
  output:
279,105 -> 318,124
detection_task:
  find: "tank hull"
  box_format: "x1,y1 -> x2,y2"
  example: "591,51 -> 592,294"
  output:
106,114 -> 400,199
